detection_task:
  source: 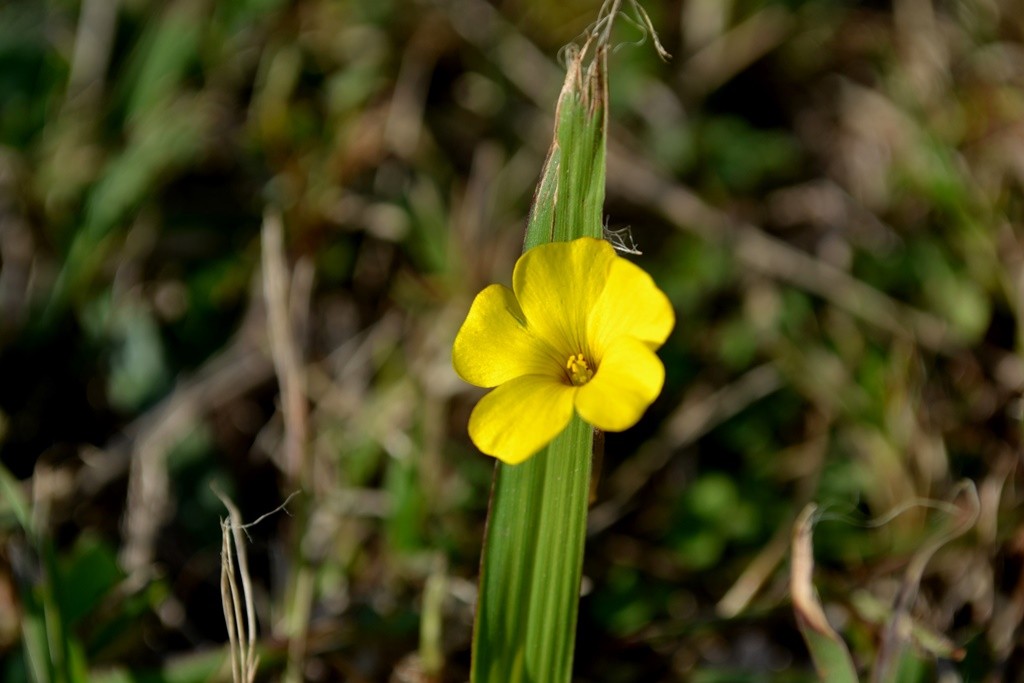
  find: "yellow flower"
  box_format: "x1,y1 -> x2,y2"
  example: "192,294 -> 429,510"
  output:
452,237 -> 675,464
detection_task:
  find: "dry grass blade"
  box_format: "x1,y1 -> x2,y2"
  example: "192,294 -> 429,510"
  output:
261,210 -> 310,486
64,0 -> 118,113
850,591 -> 964,663
215,488 -> 260,683
717,511 -> 793,618
681,5 -> 792,97
260,210 -> 316,683
719,432 -> 830,618
871,483 -> 979,682
791,504 -> 859,683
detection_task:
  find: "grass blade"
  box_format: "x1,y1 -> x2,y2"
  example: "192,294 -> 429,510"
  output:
791,504 -> 859,683
471,43 -> 608,683
524,46 -> 607,250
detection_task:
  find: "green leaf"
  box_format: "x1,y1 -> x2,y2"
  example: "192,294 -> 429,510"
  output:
0,460 -> 32,534
850,591 -> 964,662
472,416 -> 594,682
58,535 -> 122,627
1,462 -> 87,683
471,46 -> 608,683
89,648 -> 237,683
523,48 -> 607,250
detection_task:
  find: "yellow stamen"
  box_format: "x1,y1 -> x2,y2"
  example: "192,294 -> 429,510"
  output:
566,353 -> 594,386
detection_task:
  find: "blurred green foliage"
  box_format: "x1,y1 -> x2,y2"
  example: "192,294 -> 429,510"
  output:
0,0 -> 1021,681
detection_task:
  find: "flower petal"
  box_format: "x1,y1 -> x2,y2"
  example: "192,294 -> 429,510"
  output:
574,337 -> 664,432
513,237 -> 617,356
587,256 -> 675,360
453,284 -> 561,388
468,375 -> 576,464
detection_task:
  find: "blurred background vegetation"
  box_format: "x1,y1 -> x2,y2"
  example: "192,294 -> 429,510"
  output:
0,0 -> 1022,680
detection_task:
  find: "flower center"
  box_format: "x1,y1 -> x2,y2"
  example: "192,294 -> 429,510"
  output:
566,353 -> 594,386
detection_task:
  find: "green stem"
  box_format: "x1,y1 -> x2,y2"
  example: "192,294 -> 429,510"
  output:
470,34 -> 607,683
471,417 -> 594,682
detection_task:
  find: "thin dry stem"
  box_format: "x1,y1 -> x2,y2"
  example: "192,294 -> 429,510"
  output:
261,211 -> 310,486
718,433 -> 829,617
216,488 -> 260,683
681,5 -> 792,97
261,211 -> 316,683
64,0 -> 119,113
574,0 -> 668,64
871,482 -> 979,682
790,504 -> 842,637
